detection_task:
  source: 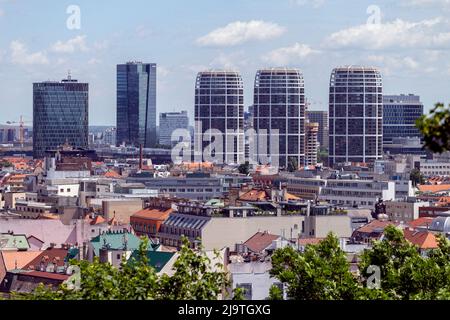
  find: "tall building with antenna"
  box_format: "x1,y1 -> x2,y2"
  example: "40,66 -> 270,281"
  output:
33,73 -> 89,158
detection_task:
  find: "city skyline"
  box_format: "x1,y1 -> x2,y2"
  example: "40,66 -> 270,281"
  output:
0,0 -> 449,125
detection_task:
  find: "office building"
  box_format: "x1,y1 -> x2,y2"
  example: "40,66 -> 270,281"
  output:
194,70 -> 244,164
116,62 -> 157,148
328,66 -> 383,167
306,110 -> 328,149
383,94 -> 423,145
305,122 -> 319,166
253,68 -> 306,169
33,76 -> 88,158
159,111 -> 189,147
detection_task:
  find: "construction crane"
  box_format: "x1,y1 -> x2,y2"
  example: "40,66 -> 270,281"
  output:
5,116 -> 31,147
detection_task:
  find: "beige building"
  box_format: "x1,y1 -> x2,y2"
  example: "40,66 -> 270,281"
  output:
305,122 -> 319,166
102,198 -> 143,224
3,192 -> 26,210
386,198 -> 430,223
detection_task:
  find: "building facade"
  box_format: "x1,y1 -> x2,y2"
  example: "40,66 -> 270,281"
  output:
328,66 -> 383,167
383,94 -> 423,145
253,68 -> 306,169
33,77 -> 89,158
306,110 -> 328,149
116,62 -> 157,148
194,71 -> 244,165
305,122 -> 319,166
158,111 -> 189,147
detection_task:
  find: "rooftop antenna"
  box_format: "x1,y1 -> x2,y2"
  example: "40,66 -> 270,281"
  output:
67,70 -> 72,81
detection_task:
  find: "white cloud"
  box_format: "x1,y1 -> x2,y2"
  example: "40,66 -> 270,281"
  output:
291,0 -> 325,8
209,52 -> 246,70
325,18 -> 450,50
51,35 -> 89,53
10,41 -> 49,65
136,25 -> 154,39
366,55 -> 420,75
196,20 -> 285,47
92,40 -> 109,51
262,43 -> 320,65
402,0 -> 450,7
157,65 -> 170,77
87,58 -> 102,65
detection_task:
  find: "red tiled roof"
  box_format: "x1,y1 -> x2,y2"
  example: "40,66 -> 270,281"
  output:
404,229 -> 438,249
355,220 -> 397,234
243,232 -> 279,253
418,184 -> 450,193
1,251 -> 42,270
90,215 -> 106,225
103,170 -> 121,178
131,208 -> 172,220
239,189 -> 269,202
23,248 -> 68,270
408,217 -> 434,229
25,271 -> 69,281
298,238 -> 325,246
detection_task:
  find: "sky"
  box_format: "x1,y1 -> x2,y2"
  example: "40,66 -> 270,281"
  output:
0,0 -> 449,126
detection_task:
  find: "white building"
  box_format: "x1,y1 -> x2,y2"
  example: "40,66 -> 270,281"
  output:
418,160 -> 450,177
319,179 -> 395,208
159,111 -> 189,147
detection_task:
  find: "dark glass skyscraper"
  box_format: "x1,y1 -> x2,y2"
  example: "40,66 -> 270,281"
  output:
33,76 -> 88,159
383,94 -> 423,145
328,66 -> 383,167
253,68 -> 306,169
116,62 -> 157,148
194,70 -> 244,164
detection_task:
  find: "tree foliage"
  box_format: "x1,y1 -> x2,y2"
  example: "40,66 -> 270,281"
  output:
238,161 -> 250,175
270,233 -> 361,300
416,103 -> 450,153
14,237 -> 230,300
287,157 -> 298,172
410,168 -> 425,187
270,227 -> 450,300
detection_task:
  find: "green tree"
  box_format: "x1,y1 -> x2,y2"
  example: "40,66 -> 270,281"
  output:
410,168 -> 425,187
416,102 -> 450,153
317,147 -> 328,164
238,161 -> 250,175
287,157 -> 298,172
15,237 -> 230,300
359,225 -> 450,300
270,233 -> 361,300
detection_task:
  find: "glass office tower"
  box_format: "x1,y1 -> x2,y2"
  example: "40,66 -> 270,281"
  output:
194,70 -> 244,164
33,76 -> 88,159
383,94 -> 423,145
116,62 -> 157,148
253,68 -> 306,169
328,66 -> 383,167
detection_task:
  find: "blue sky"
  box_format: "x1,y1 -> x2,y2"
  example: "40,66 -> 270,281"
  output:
0,0 -> 449,125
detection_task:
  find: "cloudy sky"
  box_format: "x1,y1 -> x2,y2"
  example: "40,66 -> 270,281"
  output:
0,0 -> 449,125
